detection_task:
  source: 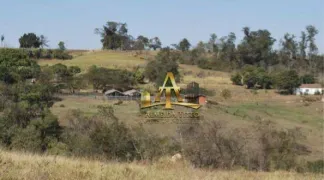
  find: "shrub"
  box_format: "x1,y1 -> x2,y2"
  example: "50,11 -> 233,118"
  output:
179,120 -> 309,171
307,160 -> 324,173
221,89 -> 232,99
314,90 -> 321,95
231,73 -> 242,85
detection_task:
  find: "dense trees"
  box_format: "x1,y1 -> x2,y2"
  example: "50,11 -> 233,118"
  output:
175,25 -> 322,76
95,21 -> 162,50
85,66 -> 136,91
144,47 -> 180,86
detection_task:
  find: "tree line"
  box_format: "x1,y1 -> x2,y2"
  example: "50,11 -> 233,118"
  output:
169,25 -> 323,76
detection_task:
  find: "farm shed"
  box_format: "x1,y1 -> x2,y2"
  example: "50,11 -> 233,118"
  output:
295,84 -> 323,95
104,89 -> 124,97
123,89 -> 141,97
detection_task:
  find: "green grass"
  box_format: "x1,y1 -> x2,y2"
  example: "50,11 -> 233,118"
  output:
38,50 -> 147,71
225,102 -> 323,127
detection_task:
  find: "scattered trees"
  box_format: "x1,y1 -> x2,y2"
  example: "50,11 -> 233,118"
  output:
95,21 -> 162,50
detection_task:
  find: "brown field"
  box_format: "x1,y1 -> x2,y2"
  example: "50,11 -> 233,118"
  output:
1,150 -> 323,180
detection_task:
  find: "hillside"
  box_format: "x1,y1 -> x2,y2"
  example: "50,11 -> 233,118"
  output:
37,50 -> 324,161
0,150 -> 322,180
38,50 -> 153,71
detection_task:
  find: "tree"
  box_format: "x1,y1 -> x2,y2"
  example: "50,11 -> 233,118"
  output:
218,32 -> 237,63
134,35 -> 149,50
300,74 -> 315,84
305,25 -> 319,73
275,70 -> 300,94
179,38 -> 191,52
144,47 -> 180,86
279,33 -> 298,69
58,41 -> 66,51
1,35 -> 4,47
237,27 -> 276,69
19,33 -> 41,48
208,33 -> 218,53
95,21 -> 130,50
299,31 -> 307,60
39,35 -> 49,48
149,37 -> 162,50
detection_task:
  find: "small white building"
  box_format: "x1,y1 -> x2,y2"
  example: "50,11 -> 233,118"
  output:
122,89 -> 141,97
295,84 -> 323,95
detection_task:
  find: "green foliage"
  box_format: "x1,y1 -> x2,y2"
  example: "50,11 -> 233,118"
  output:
0,48 -> 40,84
231,73 -> 242,85
179,38 -> 191,52
300,74 -> 315,84
19,33 -> 41,48
307,160 -> 324,173
237,28 -> 276,69
86,65 -> 135,91
58,41 -> 66,51
231,66 -> 273,89
274,70 -> 301,94
144,47 -> 180,86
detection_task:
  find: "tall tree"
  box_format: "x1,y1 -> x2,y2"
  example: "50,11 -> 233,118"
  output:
219,32 -> 236,63
237,27 -> 276,69
134,35 -> 149,50
208,33 -> 218,53
95,21 -> 130,50
305,25 -> 319,73
19,33 -> 41,48
0,35 -> 4,47
179,38 -> 191,52
39,35 -> 49,48
299,31 -> 307,60
279,33 -> 298,69
149,37 -> 162,50
58,41 -> 66,51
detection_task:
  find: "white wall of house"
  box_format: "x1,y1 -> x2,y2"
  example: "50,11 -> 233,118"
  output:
295,88 -> 323,95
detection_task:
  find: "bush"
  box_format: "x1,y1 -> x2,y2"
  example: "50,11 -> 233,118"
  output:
314,90 -> 321,95
231,73 -> 242,85
221,89 -> 232,99
179,120 -> 309,171
307,160 -> 324,173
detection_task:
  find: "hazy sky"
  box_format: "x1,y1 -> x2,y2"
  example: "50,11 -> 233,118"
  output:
0,0 -> 323,52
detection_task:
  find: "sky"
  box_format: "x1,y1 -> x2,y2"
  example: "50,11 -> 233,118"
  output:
0,0 -> 323,52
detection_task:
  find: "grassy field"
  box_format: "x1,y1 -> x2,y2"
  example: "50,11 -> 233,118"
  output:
1,150 -> 322,180
38,50 -> 149,71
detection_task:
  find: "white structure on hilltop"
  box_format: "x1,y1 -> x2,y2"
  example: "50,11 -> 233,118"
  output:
295,84 -> 323,95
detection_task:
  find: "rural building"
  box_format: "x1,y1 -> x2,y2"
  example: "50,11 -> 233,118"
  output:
184,82 -> 207,105
184,94 -> 207,105
104,89 -> 124,97
122,89 -> 141,97
295,84 -> 323,95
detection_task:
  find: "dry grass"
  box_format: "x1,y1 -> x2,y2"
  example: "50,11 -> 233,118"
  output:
0,150 -> 322,180
38,50 -> 148,71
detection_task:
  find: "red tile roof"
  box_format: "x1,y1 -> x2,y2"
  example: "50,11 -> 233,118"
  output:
299,84 -> 323,88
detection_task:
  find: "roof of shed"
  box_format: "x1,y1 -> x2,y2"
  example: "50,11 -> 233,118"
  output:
299,84 -> 322,88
